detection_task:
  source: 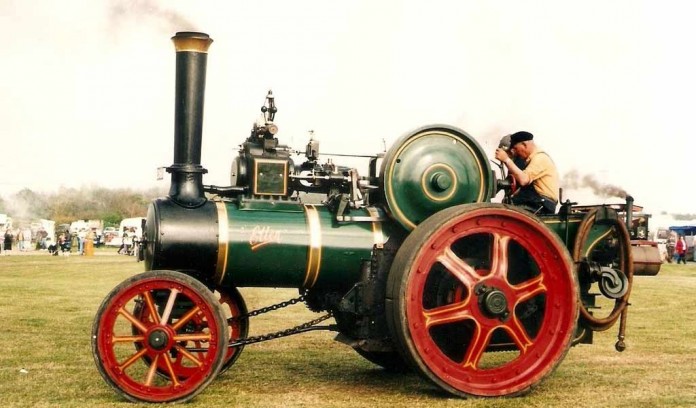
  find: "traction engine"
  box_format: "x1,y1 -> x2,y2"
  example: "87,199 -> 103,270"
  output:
92,32 -> 638,402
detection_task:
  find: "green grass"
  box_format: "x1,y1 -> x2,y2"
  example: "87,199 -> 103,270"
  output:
0,254 -> 695,407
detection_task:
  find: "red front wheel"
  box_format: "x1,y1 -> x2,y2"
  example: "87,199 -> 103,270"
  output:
92,270 -> 228,403
387,203 -> 578,397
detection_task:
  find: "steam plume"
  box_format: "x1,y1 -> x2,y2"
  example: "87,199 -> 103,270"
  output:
109,0 -> 197,33
562,169 -> 628,199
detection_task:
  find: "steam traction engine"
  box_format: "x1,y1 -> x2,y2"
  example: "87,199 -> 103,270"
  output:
92,32 -> 636,402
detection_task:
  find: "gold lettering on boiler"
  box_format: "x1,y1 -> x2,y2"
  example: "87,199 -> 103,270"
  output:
249,225 -> 282,251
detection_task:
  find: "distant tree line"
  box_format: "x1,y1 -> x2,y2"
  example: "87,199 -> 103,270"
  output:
0,186 -> 167,227
0,187 -> 693,228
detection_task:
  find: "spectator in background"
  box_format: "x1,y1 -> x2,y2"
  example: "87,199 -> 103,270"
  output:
132,230 -> 141,260
70,232 -> 78,254
119,229 -> 133,255
17,229 -> 24,251
58,232 -> 68,255
126,227 -> 136,256
666,230 -> 677,263
4,228 -> 13,253
22,227 -> 31,251
38,228 -> 48,250
676,235 -> 687,264
77,228 -> 87,255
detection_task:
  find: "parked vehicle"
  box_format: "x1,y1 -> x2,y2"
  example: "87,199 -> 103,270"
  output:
102,227 -> 120,247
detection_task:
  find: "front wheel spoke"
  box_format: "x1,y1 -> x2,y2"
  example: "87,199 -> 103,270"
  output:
112,335 -> 145,343
160,289 -> 180,325
173,333 -> 212,342
170,306 -> 202,332
142,291 -> 161,323
423,301 -> 473,329
511,275 -> 546,304
192,341 -> 206,362
119,307 -> 148,333
118,348 -> 148,371
161,353 -> 181,386
144,354 -> 160,386
461,322 -> 493,369
173,344 -> 204,367
489,233 -> 511,280
437,247 -> 481,288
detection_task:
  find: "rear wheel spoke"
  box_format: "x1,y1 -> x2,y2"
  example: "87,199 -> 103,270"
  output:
511,275 -> 546,304
489,233 -> 510,280
424,301 -> 473,329
462,323 -> 492,369
437,247 -> 481,289
501,317 -> 533,353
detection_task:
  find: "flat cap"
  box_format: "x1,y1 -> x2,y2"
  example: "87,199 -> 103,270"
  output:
509,131 -> 533,147
498,134 -> 512,151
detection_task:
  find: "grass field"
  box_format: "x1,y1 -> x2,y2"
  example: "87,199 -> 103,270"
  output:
0,252 -> 694,407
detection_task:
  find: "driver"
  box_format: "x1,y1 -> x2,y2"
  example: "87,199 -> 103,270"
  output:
495,131 -> 559,214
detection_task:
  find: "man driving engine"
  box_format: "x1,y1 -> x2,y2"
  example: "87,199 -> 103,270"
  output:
495,131 -> 559,214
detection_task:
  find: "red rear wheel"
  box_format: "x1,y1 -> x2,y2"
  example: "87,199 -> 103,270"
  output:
387,203 -> 578,397
92,270 -> 228,403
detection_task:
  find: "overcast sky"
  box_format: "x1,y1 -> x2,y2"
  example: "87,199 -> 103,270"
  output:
1,0 -> 694,218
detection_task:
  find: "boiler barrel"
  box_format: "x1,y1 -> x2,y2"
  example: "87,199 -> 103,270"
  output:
144,199 -> 389,289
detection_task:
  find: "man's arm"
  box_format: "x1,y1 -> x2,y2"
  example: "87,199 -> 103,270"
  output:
495,148 -> 531,186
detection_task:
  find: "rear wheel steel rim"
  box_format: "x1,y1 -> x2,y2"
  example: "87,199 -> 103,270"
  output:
404,208 -> 577,396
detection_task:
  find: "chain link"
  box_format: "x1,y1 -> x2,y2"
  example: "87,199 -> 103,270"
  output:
224,294 -> 335,347
228,294 -> 306,323
228,312 -> 333,347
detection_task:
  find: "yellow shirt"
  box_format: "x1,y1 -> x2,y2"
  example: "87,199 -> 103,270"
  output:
523,150 -> 559,201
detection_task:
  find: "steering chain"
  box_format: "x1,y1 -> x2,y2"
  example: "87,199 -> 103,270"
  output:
226,294 -> 336,348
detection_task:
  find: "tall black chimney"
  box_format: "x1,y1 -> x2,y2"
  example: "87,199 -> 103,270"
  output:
167,32 -> 213,208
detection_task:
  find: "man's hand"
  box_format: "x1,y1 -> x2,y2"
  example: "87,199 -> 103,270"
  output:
495,148 -> 510,163
495,148 -> 530,186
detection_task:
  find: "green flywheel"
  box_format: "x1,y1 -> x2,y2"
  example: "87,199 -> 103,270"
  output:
379,125 -> 494,230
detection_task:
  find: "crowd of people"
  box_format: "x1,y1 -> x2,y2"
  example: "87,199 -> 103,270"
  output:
117,227 -> 140,257
2,227 -> 33,254
1,225 -> 141,257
